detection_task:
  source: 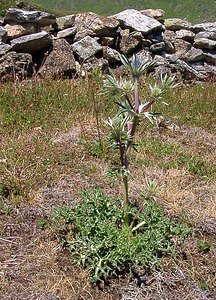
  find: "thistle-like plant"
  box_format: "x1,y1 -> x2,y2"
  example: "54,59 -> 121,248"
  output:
102,54 -> 179,225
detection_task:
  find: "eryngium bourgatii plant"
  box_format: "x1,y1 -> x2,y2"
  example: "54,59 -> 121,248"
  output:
102,54 -> 179,225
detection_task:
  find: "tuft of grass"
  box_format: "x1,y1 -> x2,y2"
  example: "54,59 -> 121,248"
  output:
51,189 -> 191,283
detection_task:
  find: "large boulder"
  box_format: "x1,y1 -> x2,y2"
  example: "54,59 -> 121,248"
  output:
193,22 -> 216,33
5,23 -> 39,40
73,12 -> 119,41
38,39 -> 77,78
0,26 -> 7,42
0,51 -> 33,81
164,18 -> 192,31
4,8 -> 56,26
10,31 -> 52,55
113,9 -> 162,34
0,42 -> 12,56
72,36 -> 103,61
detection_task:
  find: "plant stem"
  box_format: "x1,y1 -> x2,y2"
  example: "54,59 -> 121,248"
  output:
122,170 -> 129,225
134,77 -> 139,113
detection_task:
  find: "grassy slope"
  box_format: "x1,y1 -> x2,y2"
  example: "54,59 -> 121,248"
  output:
29,0 -> 216,23
0,0 -> 16,16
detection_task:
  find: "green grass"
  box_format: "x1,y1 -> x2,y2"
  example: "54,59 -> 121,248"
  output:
28,0 -> 216,23
0,0 -> 17,16
135,138 -> 215,179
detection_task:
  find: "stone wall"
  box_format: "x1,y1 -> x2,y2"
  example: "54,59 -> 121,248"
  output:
0,7 -> 215,81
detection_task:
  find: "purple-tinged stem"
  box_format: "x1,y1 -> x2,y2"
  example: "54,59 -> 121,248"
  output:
134,77 -> 139,114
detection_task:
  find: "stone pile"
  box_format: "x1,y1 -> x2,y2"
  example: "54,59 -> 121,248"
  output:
0,7 -> 215,81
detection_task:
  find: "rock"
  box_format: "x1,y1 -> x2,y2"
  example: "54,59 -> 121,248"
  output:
4,8 -> 56,26
0,26 -> 7,43
184,48 -> 216,65
195,31 -> 216,40
184,47 -> 205,62
119,29 -> 141,55
204,63 -> 216,76
0,51 -> 33,81
54,15 -> 75,30
147,31 -> 163,43
193,22 -> 216,33
164,18 -> 192,31
133,49 -> 152,64
56,27 -> 77,39
103,46 -> 121,64
153,55 -> 168,66
154,65 -> 174,77
38,39 -> 77,78
202,50 -> 216,65
0,19 -> 3,26
73,12 -> 119,41
194,38 -> 216,50
82,57 -> 109,73
5,23 -> 39,39
174,39 -> 192,58
150,41 -> 174,53
164,30 -> 176,43
100,36 -> 115,47
11,31 -> 52,55
176,29 -> 195,42
0,42 -> 12,56
72,36 -> 103,61
140,9 -> 165,20
168,56 -> 206,80
113,9 -> 162,34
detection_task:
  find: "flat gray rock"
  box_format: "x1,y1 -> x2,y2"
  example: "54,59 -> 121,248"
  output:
176,29 -> 195,42
194,38 -> 216,50
4,8 -> 56,26
195,31 -> 216,41
113,9 -> 162,34
55,15 -> 75,30
164,18 -> 192,31
56,27 -> 77,39
184,47 -> 204,62
193,22 -> 216,33
11,31 -> 52,54
72,35 -> 102,61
